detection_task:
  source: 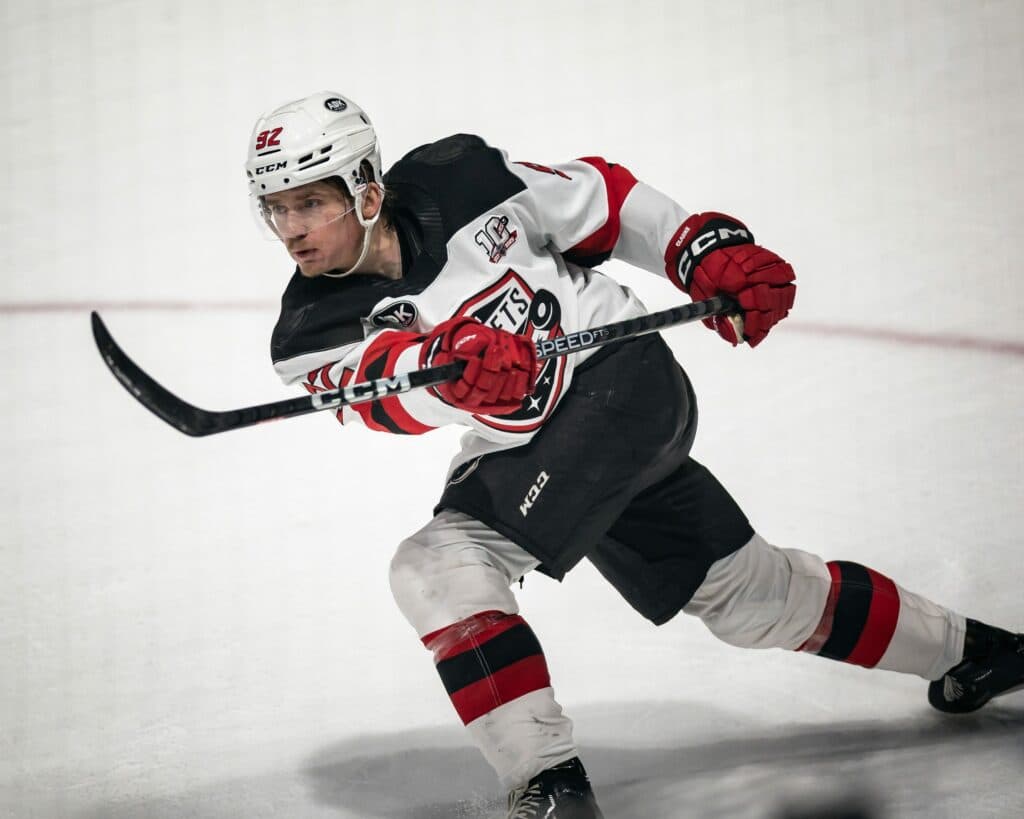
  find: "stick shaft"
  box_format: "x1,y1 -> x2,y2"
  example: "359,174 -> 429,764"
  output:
92,295 -> 737,436
309,295 -> 735,412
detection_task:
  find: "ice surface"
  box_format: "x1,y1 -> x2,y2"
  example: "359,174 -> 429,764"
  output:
5,311 -> 1023,818
2,1 -> 1022,817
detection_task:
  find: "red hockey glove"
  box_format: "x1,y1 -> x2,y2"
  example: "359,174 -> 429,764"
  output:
425,317 -> 538,415
670,212 -> 796,347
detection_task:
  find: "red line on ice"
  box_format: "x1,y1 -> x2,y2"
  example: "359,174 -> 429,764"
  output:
785,321 -> 1024,357
2,301 -> 1023,357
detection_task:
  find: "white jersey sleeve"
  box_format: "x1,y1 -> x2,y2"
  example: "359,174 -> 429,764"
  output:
275,329 -> 474,435
503,156 -> 691,283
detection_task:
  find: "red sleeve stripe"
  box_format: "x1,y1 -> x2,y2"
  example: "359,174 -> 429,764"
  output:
567,157 -> 638,259
352,332 -> 436,435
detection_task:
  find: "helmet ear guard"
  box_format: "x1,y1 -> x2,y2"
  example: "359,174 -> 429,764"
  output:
322,170 -> 384,278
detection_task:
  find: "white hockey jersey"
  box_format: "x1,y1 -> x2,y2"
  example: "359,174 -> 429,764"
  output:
270,134 -> 692,467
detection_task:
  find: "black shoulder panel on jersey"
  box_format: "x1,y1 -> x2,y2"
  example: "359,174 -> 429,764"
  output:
271,134 -> 525,366
271,268 -> 442,365
384,133 -> 526,262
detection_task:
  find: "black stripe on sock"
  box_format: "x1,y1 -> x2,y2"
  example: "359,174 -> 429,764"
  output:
818,561 -> 874,662
435,623 -> 543,696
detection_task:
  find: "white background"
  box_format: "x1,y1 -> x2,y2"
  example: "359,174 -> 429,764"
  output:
2,1 -> 1022,817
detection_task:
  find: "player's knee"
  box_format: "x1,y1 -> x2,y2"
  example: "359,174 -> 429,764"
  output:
389,536 -> 441,624
387,536 -> 452,626
389,534 -> 519,639
686,534 -> 830,650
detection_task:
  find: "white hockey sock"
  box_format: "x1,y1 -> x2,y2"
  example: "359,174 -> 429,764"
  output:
800,561 -> 966,680
422,611 -> 578,790
686,536 -> 966,680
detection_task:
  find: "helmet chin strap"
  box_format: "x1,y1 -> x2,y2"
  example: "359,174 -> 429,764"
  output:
321,184 -> 383,279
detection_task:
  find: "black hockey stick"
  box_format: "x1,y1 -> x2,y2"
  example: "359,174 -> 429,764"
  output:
91,295 -> 738,437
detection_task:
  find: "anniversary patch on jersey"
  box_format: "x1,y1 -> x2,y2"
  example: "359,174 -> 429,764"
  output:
451,269 -> 567,433
474,215 -> 518,263
368,300 -> 419,329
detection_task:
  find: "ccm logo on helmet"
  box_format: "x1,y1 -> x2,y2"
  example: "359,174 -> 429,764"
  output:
254,161 -> 287,175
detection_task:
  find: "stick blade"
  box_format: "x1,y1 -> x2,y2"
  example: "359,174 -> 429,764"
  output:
91,311 -> 230,437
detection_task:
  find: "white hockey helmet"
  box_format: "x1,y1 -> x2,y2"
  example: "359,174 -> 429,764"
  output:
245,91 -> 382,199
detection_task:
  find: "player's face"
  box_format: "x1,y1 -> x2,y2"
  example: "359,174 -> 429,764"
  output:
262,181 -> 361,277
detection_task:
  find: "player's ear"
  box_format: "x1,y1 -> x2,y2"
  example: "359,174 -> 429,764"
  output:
362,182 -> 383,220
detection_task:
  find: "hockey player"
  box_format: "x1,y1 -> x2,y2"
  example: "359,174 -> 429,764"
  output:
246,92 -> 1023,818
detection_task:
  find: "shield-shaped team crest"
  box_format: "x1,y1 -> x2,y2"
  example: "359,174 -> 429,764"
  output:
451,269 -> 566,432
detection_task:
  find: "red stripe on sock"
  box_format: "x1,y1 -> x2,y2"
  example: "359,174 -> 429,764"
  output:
449,653 -> 552,725
845,568 -> 901,668
421,611 -> 525,662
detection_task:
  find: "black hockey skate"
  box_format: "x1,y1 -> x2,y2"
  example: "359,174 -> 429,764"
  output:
506,757 -> 605,819
928,619 -> 1024,714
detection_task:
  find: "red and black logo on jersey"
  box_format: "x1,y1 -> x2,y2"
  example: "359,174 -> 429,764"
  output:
474,215 -> 518,263
451,269 -> 566,432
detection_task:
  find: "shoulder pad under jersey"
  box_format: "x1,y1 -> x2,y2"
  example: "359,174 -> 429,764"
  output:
384,134 -> 526,243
